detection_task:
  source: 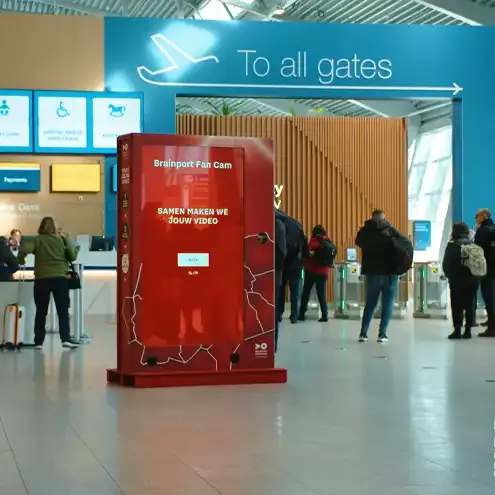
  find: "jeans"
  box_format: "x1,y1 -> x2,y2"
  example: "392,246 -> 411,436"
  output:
361,275 -> 398,337
480,277 -> 495,330
450,281 -> 477,329
34,277 -> 71,345
274,270 -> 283,352
299,272 -> 328,318
277,276 -> 301,322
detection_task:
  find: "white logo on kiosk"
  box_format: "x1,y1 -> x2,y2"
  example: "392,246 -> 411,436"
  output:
254,342 -> 268,358
121,254 -> 129,274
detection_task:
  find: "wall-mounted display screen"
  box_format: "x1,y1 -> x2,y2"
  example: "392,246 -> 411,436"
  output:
33,90 -> 143,154
51,163 -> 101,192
34,91 -> 88,153
92,96 -> 142,153
0,90 -> 33,153
0,163 -> 40,192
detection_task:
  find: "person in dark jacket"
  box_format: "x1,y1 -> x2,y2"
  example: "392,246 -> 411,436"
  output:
0,236 -> 19,281
356,209 -> 403,343
298,225 -> 331,323
474,208 -> 495,337
277,234 -> 306,325
274,217 -> 286,351
442,221 -> 478,339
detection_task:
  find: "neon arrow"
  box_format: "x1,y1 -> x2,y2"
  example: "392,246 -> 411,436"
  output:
136,78 -> 463,96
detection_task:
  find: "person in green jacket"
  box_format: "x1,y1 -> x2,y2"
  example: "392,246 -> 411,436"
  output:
18,216 -> 79,350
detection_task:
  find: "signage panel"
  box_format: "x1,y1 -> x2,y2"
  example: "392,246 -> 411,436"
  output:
51,163 -> 101,192
413,220 -> 431,251
34,91 -> 88,153
91,95 -> 142,153
0,163 -> 40,192
0,90 -> 33,152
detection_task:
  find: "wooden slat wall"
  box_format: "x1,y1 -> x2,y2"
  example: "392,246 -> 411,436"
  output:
177,115 -> 407,299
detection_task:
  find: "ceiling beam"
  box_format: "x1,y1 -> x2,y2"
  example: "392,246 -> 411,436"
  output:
251,98 -> 335,116
412,0 -> 494,25
346,99 -> 418,118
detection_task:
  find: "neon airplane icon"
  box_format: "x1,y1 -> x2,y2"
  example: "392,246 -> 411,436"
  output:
137,34 -> 219,85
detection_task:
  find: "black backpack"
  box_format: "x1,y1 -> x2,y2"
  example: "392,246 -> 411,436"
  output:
315,238 -> 337,267
390,235 -> 413,275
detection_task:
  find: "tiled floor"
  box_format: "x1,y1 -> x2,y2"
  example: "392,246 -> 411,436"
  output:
0,316 -> 494,495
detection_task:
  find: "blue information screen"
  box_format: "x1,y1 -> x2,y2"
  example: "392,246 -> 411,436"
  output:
413,220 -> 431,251
0,164 -> 40,192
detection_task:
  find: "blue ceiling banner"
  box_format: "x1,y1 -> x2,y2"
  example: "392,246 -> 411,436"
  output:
0,89 -> 33,153
103,19 -> 489,223
413,221 -> 432,251
0,163 -> 40,192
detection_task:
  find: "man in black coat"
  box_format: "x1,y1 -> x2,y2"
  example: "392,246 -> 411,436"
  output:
474,208 -> 495,337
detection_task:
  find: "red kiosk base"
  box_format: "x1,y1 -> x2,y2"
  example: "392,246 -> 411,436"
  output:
110,133 -> 287,389
107,368 -> 287,388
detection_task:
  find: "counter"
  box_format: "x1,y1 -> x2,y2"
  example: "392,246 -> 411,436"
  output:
17,249 -> 117,317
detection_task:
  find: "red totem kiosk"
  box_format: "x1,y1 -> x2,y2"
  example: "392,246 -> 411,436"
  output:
107,133 -> 288,388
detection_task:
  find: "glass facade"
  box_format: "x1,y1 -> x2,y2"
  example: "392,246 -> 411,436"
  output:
408,126 -> 452,262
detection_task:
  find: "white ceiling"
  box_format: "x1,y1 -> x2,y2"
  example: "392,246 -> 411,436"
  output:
1,0 -> 491,124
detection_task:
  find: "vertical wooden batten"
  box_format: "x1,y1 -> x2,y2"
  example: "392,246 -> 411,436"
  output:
177,115 -> 407,299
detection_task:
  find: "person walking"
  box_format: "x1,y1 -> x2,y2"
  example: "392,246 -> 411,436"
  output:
474,208 -> 495,337
298,225 -> 336,323
18,217 -> 79,349
442,221 -> 484,339
356,209 -> 412,343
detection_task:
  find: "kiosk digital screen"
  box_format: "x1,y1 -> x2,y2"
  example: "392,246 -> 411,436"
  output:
138,145 -> 244,347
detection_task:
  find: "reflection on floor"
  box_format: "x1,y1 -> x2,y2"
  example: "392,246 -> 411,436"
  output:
0,316 -> 494,494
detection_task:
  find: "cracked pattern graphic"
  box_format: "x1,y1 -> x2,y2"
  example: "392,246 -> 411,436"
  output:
122,233 -> 274,370
117,134 -> 275,374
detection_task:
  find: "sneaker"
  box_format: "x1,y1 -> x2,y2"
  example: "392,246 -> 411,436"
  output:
358,334 -> 368,342
62,341 -> 79,349
318,317 -> 328,323
377,335 -> 388,343
297,315 -> 305,322
34,345 -> 42,350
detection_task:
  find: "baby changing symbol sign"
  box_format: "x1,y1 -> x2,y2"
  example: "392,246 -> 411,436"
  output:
0,100 -> 10,117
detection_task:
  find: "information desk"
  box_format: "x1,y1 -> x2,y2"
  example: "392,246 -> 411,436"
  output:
19,249 -> 117,317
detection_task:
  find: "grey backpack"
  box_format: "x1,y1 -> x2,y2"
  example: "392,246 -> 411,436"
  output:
460,243 -> 487,277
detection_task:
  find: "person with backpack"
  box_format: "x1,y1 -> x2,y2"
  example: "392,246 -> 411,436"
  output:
474,208 -> 495,337
356,209 -> 412,343
298,224 -> 336,323
442,221 -> 485,339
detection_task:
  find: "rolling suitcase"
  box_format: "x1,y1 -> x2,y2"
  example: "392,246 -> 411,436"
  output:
2,304 -> 25,349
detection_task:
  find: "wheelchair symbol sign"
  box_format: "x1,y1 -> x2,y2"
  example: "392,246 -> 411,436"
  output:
56,101 -> 70,118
